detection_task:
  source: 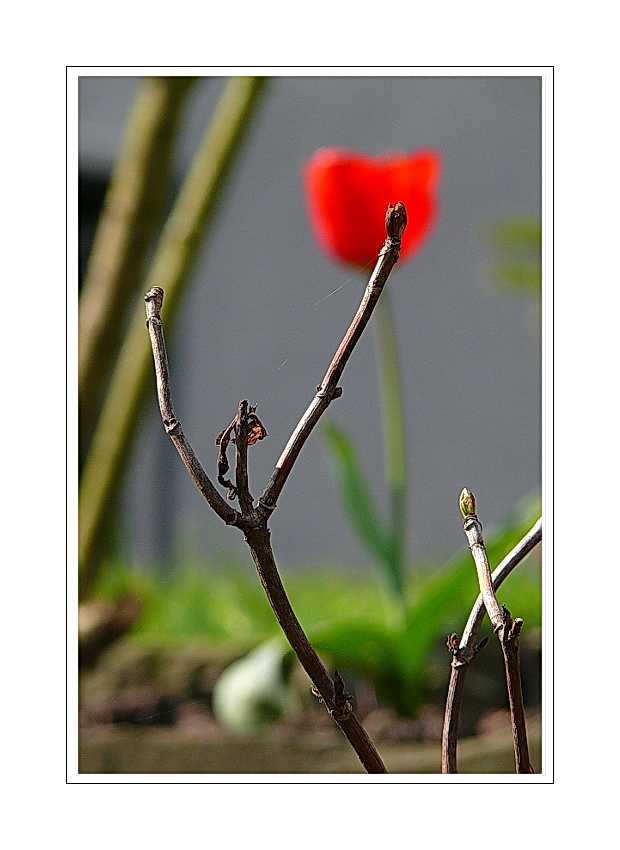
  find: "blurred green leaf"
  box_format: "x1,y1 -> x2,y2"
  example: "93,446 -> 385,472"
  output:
395,494 -> 542,703
491,262 -> 542,293
92,493 -> 541,717
488,216 -> 542,298
285,569 -> 394,632
310,494 -> 542,714
492,217 -> 541,252
321,420 -> 401,595
311,621 -> 395,682
94,559 -> 278,644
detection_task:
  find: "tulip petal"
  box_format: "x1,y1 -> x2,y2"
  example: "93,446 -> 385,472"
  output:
304,148 -> 441,268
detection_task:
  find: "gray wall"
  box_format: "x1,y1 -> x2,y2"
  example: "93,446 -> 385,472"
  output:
79,75 -> 541,573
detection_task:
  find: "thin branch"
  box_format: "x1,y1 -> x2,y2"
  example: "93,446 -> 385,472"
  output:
258,202 -> 408,515
234,400 -> 255,515
216,415 -> 238,500
144,285 -> 389,773
243,524 -> 387,773
500,614 -> 533,774
144,287 -> 240,526
453,489 -> 536,774
442,517 -> 541,773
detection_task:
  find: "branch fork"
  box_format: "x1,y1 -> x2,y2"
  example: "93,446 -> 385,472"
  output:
441,516 -> 541,773
446,632 -> 488,669
144,203 -> 408,773
453,488 -> 536,774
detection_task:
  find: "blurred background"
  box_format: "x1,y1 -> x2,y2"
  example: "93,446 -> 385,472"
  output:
78,74 -> 542,773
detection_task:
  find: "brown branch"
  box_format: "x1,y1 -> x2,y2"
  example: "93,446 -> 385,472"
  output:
144,249 -> 399,771
441,516 -> 541,773
500,613 -> 533,774
234,400 -> 255,515
215,415 -> 238,500
258,202 -> 407,516
243,522 -> 387,773
454,489 -> 536,774
144,287 -> 240,527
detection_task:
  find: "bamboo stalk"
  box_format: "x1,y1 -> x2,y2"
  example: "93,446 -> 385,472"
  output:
79,76 -> 198,456
79,76 -> 268,597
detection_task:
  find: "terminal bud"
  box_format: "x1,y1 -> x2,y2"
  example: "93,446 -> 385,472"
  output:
459,487 -> 476,518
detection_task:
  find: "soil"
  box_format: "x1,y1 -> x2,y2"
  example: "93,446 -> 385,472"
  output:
78,633 -> 543,775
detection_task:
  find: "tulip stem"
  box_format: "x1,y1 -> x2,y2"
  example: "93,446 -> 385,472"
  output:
373,292 -> 407,602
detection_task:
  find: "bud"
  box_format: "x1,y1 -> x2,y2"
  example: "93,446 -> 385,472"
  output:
144,286 -> 164,309
385,201 -> 408,240
459,487 -> 476,518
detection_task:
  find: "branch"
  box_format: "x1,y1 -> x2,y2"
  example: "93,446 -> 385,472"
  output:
144,287 -> 240,526
450,489 -> 536,774
258,202 -> 408,515
144,287 -> 388,773
243,524 -> 387,773
442,515 -> 541,773
234,400 -> 258,515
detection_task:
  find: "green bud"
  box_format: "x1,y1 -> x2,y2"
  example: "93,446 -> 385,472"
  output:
459,487 -> 476,517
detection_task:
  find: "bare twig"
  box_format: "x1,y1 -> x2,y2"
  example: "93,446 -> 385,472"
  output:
258,202 -> 407,516
234,400 -> 255,514
143,199 -> 407,778
242,523 -> 387,773
453,489 -> 536,774
216,415 -> 238,501
145,288 -> 241,526
442,516 -> 541,773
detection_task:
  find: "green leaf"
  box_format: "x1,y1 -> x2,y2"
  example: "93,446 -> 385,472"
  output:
311,621 -> 395,681
488,216 -> 542,297
491,217 -> 542,253
492,262 -> 542,293
320,420 -> 395,578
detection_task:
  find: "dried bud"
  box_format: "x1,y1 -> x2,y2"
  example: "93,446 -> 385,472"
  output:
459,487 -> 476,518
144,286 -> 164,309
385,202 -> 408,240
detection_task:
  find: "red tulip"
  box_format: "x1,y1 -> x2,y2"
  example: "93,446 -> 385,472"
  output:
304,148 -> 440,268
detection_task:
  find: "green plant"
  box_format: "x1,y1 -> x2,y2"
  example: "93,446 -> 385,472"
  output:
489,215 -> 542,299
96,492 -> 540,719
309,493 -> 541,715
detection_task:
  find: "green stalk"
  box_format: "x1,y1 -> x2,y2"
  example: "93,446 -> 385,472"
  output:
373,290 -> 408,602
79,76 -> 268,599
79,76 -> 198,461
